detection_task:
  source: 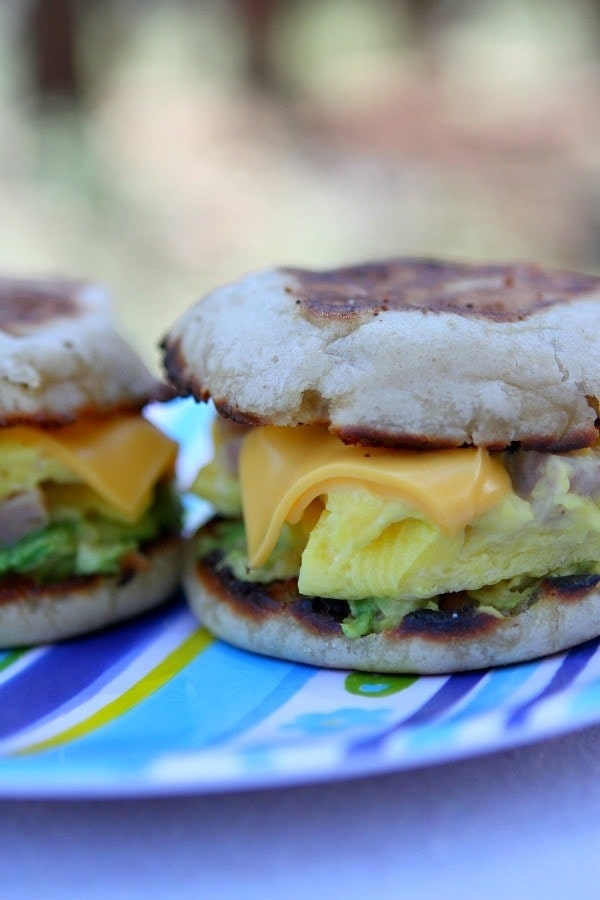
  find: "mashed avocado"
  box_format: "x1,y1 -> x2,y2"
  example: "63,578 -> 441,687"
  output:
0,444 -> 76,502
193,440 -> 600,637
0,483 -> 182,583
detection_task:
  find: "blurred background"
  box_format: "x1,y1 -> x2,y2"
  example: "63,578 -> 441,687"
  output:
1,0 -> 600,371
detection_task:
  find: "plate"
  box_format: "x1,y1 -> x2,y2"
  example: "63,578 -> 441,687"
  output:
1,398 -> 600,798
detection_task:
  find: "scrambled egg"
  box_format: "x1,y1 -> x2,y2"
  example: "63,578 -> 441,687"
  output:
0,443 -> 75,501
299,480 -> 600,603
191,419 -> 243,517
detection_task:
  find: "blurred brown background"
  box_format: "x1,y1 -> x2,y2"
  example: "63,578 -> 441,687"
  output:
1,0 -> 600,371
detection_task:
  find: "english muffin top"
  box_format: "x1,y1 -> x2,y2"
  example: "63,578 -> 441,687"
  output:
163,258 -> 600,451
0,276 -> 160,424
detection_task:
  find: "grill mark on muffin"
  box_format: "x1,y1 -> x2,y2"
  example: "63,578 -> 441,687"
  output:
334,423 -> 600,452
0,278 -> 83,336
540,573 -> 600,601
0,573 -> 105,603
517,425 -> 600,453
332,426 -> 468,451
197,556 -> 348,633
282,258 -> 600,323
395,573 -> 600,640
397,607 -> 501,639
161,336 -> 209,402
198,557 -> 294,618
289,596 -> 349,634
213,401 -> 268,427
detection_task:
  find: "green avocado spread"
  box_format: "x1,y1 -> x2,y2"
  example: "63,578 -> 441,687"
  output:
0,483 -> 182,584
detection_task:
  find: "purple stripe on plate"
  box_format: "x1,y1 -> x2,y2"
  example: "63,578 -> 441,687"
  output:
506,638 -> 600,729
0,596 -> 181,740
350,670 -> 487,754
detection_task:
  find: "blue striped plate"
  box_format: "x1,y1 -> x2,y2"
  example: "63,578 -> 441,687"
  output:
1,398 -> 600,798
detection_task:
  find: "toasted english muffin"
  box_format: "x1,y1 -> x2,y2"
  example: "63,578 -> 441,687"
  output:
0,275 -> 182,646
0,275 -> 164,425
0,536 -> 181,647
163,258 -> 600,451
186,532 -> 600,674
163,258 -> 600,673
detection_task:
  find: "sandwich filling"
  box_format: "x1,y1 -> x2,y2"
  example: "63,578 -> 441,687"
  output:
192,417 -> 600,638
0,413 -> 181,585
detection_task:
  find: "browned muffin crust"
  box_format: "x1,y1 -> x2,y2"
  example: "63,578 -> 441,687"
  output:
282,258 -> 600,323
187,543 -> 600,673
161,258 -> 600,451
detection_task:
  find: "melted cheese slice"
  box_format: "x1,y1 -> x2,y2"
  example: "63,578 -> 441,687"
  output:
240,426 -> 513,568
0,414 -> 178,521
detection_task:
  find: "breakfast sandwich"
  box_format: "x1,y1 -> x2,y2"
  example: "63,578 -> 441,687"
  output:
0,275 -> 182,646
162,258 -> 600,673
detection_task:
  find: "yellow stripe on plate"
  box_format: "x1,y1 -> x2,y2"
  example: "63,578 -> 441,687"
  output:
15,627 -> 214,757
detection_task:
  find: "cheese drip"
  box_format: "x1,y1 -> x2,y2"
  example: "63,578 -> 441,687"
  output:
0,414 -> 178,522
240,426 -> 513,568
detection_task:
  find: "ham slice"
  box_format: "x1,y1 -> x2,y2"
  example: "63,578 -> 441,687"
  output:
0,488 -> 49,548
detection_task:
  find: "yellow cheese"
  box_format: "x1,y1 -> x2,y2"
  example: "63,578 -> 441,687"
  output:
240,426 -> 513,568
0,414 -> 178,521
